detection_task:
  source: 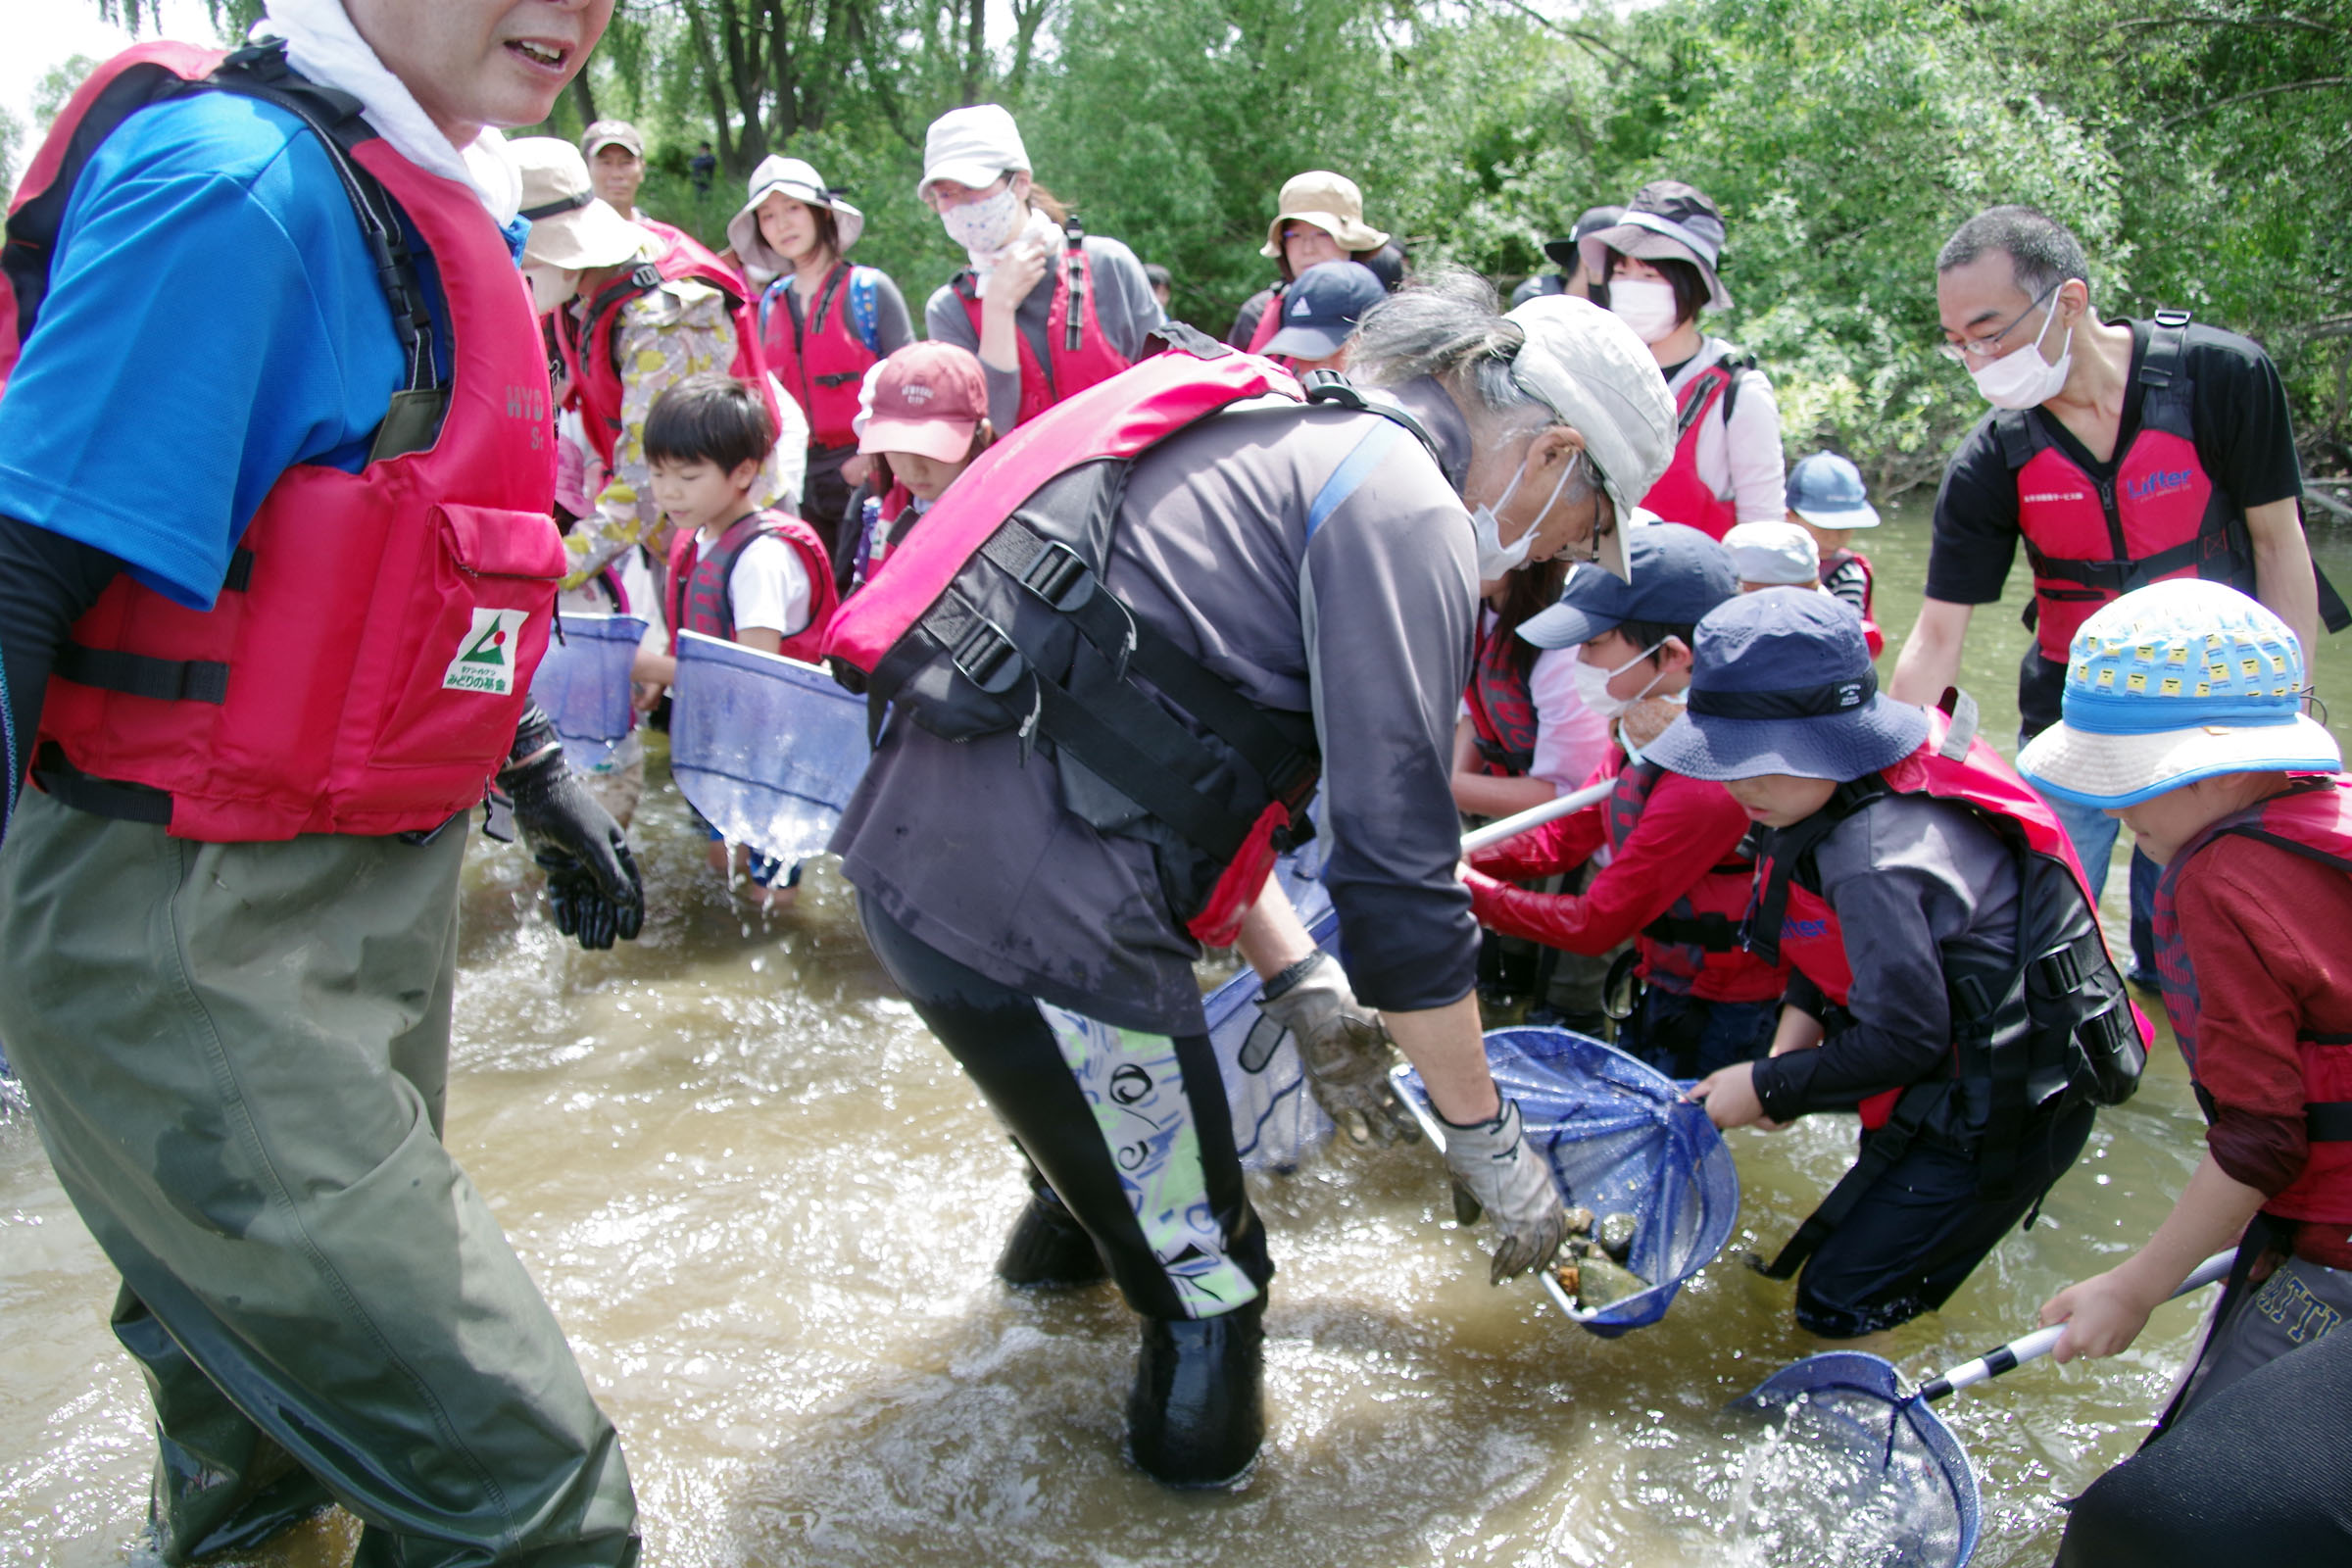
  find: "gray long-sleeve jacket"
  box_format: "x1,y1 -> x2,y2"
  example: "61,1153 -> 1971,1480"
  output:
832,378 -> 1481,1036
923,234 -> 1163,433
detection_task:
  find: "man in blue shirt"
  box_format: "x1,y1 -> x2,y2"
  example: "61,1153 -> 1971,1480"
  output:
0,3 -> 641,1563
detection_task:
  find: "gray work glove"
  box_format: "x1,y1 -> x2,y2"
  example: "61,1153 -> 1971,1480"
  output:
1255,951 -> 1421,1146
1438,1097 -> 1569,1285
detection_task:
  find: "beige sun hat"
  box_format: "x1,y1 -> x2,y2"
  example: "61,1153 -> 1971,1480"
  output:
1503,294 -> 1678,582
729,157 -> 866,274
1259,171 -> 1389,259
514,137 -> 652,271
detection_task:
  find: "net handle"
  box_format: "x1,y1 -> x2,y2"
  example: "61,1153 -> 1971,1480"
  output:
1918,1249 -> 2234,1401
1460,774 -> 1618,855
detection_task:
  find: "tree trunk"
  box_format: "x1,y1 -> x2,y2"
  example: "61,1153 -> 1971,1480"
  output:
568,71 -> 599,130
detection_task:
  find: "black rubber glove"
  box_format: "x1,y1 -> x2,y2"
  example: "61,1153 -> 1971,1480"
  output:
499,704 -> 644,950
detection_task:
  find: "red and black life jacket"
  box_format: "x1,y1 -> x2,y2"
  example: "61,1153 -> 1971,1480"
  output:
1245,282 -> 1287,355
2154,775 -> 2352,1226
1821,547 -> 1877,619
6,41 -> 564,841
2000,313 -> 2257,662
1464,616 -> 1539,776
823,327 -> 1439,948
760,262 -> 882,449
665,509 -> 838,665
1602,755 -> 1772,995
1743,694 -> 2148,1278
951,218 -> 1133,430
557,228 -> 776,470
853,481 -> 917,589
1639,353 -> 1753,541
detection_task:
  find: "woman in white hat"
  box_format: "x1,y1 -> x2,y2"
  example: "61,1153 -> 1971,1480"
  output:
729,157 -> 913,559
1581,179 -> 1786,541
915,104 -> 1161,434
1228,171 -> 1393,353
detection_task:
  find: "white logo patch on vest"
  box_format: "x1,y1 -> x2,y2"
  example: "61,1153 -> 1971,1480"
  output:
443,609 -> 529,694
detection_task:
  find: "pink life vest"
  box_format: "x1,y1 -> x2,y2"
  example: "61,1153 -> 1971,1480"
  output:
10,41 -> 565,841
1600,755 -> 1781,999
761,262 -> 881,449
2154,775 -> 2352,1225
1245,283 -> 1288,355
2000,314 -> 2255,662
1748,701 -> 2144,1132
559,229 -> 777,470
953,220 -> 1134,430
1639,359 -> 1748,541
665,509 -> 839,665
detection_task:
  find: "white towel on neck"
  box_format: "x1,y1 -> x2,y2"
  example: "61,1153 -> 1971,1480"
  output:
253,0 -> 522,224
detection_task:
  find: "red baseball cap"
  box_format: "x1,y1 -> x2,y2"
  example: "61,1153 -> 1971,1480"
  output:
856,342 -> 988,463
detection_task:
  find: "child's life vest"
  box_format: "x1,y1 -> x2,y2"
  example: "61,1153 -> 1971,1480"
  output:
1464,618 -> 1539,777
665,509 -> 839,666
821,334 -> 1439,948
5,40 -> 564,841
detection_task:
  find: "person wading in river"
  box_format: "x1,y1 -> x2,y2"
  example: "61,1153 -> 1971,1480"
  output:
0,1 -> 645,1560
825,276 -> 1673,1487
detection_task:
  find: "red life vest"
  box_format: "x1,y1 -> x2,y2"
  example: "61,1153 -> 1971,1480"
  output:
9,42 -> 564,841
665,510 -> 839,664
760,262 -> 880,449
557,229 -> 776,470
1639,356 -> 1750,541
1748,700 -> 2145,1133
1464,616 -> 1539,776
825,335 -> 1437,948
952,220 -> 1134,430
855,481 -> 917,587
2000,314 -> 2255,662
2153,775 -> 2352,1225
1245,283 -> 1287,355
1821,547 -> 1877,619
1601,754 -> 1780,997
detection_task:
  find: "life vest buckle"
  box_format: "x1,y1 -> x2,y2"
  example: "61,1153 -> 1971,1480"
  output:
1016,538 -> 1097,612
948,612 -> 1024,695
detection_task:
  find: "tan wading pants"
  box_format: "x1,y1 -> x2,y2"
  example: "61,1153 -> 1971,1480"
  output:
0,790 -> 637,1567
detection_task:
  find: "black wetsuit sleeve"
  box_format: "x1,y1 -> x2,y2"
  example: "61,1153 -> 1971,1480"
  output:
1923,416 -> 2023,606
0,514 -> 123,841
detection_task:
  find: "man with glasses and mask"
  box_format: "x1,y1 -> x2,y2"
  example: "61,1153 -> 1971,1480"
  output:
1890,203 -> 2326,978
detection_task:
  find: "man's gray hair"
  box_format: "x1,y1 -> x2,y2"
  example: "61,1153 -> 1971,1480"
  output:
1349,267 -> 1549,424
1936,205 -> 2090,299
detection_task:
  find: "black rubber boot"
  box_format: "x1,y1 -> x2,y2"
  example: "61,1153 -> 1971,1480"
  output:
995,1188 -> 1109,1288
1126,1298 -> 1265,1488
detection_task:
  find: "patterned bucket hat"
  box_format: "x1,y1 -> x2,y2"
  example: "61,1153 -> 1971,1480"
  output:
2018,579 -> 2339,808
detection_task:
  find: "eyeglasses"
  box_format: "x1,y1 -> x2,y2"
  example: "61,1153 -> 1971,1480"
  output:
1936,280 -> 2061,364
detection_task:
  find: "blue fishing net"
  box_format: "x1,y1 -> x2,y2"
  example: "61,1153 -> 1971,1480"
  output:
529,612 -> 647,771
1728,1351 -> 1980,1568
1400,1027 -> 1740,1336
669,631 -> 870,866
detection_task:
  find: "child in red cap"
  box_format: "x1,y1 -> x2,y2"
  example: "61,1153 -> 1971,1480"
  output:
848,341 -> 995,590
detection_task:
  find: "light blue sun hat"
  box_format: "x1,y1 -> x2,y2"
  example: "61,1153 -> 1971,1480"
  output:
2016,580 -> 2339,808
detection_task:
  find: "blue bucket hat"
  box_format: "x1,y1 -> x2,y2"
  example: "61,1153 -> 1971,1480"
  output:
2017,580 -> 2339,808
1262,260 -> 1387,359
1786,452 -> 1880,530
1645,589 -> 1929,781
1517,523 -> 1739,649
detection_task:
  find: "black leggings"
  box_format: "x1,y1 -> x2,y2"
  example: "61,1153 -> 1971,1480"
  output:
858,898 -> 1271,1321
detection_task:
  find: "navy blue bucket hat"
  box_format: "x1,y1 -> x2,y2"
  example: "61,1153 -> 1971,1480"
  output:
1644,590 -> 1929,781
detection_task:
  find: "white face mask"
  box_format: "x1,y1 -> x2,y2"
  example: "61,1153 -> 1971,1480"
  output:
1568,639 -> 1666,719
940,184 -> 1026,256
1968,293 -> 2074,410
1608,277 -> 1683,344
524,263 -> 579,315
1471,450 -> 1581,579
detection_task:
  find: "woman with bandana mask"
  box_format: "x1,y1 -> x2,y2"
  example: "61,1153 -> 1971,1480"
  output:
1457,525 -> 1791,1079
1581,181 -> 1787,540
914,104 -> 1161,433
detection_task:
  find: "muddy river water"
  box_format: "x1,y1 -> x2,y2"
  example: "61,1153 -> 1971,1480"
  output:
7,503 -> 2352,1567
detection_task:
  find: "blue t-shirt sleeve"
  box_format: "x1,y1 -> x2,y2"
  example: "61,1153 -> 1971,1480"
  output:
0,93 -> 405,610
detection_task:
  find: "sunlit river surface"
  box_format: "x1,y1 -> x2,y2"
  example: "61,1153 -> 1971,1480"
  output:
9,502 -> 2352,1567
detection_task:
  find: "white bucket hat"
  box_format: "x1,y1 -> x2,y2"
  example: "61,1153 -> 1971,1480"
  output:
1503,295 -> 1678,582
917,105 -> 1029,200
2018,580 -> 2340,808
1724,520 -> 1822,586
728,156 -> 866,274
514,136 -> 652,271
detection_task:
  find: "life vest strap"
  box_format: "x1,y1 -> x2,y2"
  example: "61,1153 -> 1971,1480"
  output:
1749,1079 -> 1953,1279
2306,1102 -> 2352,1142
53,642 -> 230,705
2022,525 -> 2241,591
1642,909 -> 1744,953
30,742 -> 172,825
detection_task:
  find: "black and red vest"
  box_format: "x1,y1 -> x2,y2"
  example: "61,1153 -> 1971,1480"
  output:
952,220 -> 1133,429
760,262 -> 880,450
1821,547 -> 1876,619
559,228 -> 776,470
1602,754 -> 1779,997
2000,314 -> 2255,662
665,510 -> 838,665
1747,701 -> 2145,1136
1245,283 -> 1287,355
2154,775 -> 2352,1225
5,42 -> 564,841
1640,356 -> 1750,541
1464,617 -> 1540,776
